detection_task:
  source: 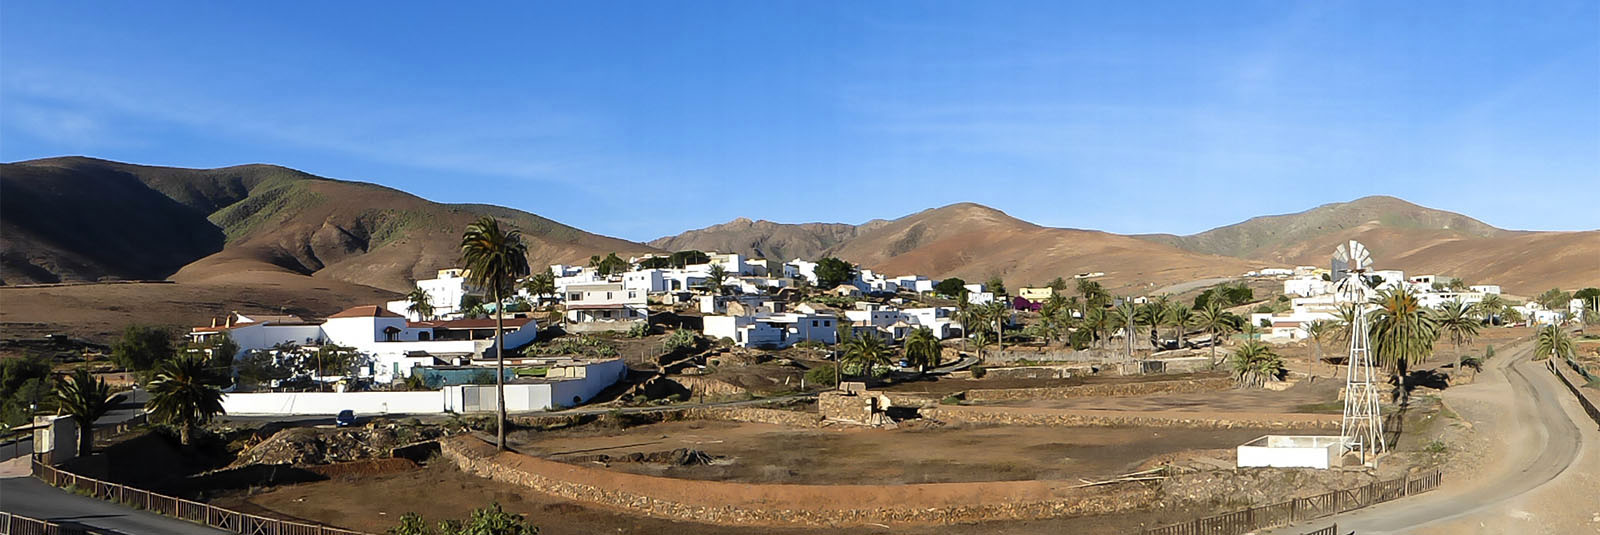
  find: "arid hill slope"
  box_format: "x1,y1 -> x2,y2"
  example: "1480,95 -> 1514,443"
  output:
2,157 -> 658,292
647,218 -> 864,261
825,203 -> 1265,292
1137,195 -> 1596,294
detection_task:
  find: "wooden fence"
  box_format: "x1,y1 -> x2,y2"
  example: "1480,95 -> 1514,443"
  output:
1302,524 -> 1338,535
1141,469 -> 1442,535
29,461 -> 370,535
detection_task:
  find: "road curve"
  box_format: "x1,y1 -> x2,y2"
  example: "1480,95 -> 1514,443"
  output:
1292,340 -> 1585,534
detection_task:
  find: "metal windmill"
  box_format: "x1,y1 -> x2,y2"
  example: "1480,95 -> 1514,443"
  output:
1334,240 -> 1385,463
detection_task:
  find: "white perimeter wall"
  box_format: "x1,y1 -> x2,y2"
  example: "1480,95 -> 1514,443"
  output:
223,359 -> 625,415
1237,436 -> 1341,469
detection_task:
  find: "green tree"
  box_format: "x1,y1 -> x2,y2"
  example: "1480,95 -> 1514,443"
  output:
520,271 -> 555,303
235,349 -> 291,389
1302,319 -> 1338,379
1,356 -> 53,427
1369,287 -> 1438,403
1076,279 -> 1108,314
1534,325 -> 1573,361
1475,294 -> 1506,325
814,257 -> 855,289
1112,301 -> 1140,362
1230,340 -> 1285,388
705,264 -> 728,296
1432,300 -> 1479,377
933,277 -> 967,298
1574,288 -> 1600,314
636,256 -> 672,269
1163,302 -> 1195,350
903,327 -> 941,371
1194,300 -> 1237,367
111,325 -> 174,372
1047,276 -> 1069,293
669,250 -> 710,268
985,276 -> 1007,297
406,288 -> 436,321
460,216 -> 532,451
1081,307 -> 1110,349
843,334 -> 890,378
147,355 -> 226,446
55,368 -> 113,454
1535,288 -> 1572,311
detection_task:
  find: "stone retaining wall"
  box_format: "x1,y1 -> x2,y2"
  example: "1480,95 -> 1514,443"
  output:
440,436 -> 1153,527
965,376 -> 1233,401
680,407 -> 824,428
922,405 -> 1340,430
672,376 -> 749,397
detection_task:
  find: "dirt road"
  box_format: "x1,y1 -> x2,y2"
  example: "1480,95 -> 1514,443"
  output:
1286,338 -> 1594,534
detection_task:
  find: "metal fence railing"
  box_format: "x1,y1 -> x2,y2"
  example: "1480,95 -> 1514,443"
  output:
1303,524 -> 1338,535
30,461 -> 370,535
1141,469 -> 1442,535
1,511 -> 113,535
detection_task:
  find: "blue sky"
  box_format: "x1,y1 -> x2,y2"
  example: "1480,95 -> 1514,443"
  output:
4,1 -> 1597,241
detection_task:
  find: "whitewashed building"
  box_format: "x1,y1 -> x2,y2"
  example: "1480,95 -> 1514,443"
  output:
563,283 -> 648,333
703,312 -> 839,348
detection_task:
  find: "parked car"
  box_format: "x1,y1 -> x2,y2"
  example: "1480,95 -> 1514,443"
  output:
335,410 -> 356,427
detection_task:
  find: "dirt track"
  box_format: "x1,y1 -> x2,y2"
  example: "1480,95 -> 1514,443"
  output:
1274,336 -> 1596,534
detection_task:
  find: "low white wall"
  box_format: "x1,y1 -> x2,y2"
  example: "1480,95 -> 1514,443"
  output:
222,391 -> 445,416
224,359 -> 626,415
1237,435 -> 1342,469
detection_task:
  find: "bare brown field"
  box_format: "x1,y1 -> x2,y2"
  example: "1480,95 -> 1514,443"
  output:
509,419 -> 1276,485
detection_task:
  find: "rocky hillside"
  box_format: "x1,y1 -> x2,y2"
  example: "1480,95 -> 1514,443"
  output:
1136,195 -> 1597,294
1,157 -> 658,292
647,218 -> 864,262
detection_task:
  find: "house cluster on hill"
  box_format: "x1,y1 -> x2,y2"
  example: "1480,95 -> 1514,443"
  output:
1246,265 -> 1578,341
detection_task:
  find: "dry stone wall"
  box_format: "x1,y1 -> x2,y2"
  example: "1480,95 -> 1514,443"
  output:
441,436 -> 1153,527
964,376 -> 1234,401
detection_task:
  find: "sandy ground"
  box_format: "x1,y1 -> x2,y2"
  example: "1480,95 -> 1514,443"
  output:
880,372 -> 1226,396
508,419 -> 1276,485
980,379 -> 1340,414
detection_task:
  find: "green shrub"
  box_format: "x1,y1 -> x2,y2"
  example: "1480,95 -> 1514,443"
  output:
940,394 -> 961,405
626,323 -> 651,338
970,365 -> 987,379
661,329 -> 698,353
1423,439 -> 1448,454
803,364 -> 837,387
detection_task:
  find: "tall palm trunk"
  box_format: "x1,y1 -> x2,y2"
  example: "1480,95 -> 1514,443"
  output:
494,285 -> 507,451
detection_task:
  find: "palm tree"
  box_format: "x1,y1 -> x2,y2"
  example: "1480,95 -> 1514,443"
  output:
1230,340 -> 1285,388
983,300 -> 1009,352
147,355 -> 225,446
1112,301 -> 1139,362
705,264 -> 728,296
1163,302 -> 1194,350
904,327 -> 941,371
55,368 -> 113,454
1076,279 -> 1107,315
1082,307 -> 1109,349
1433,300 -> 1479,378
1475,294 -> 1506,325
404,288 -> 435,321
460,216 -> 531,451
1534,325 -> 1573,361
520,271 -> 557,324
1368,287 -> 1438,404
843,334 -> 891,378
1194,300 -> 1236,367
1302,319 -> 1337,379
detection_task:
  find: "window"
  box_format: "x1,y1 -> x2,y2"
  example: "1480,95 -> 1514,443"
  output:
570,293 -> 581,301
603,310 -> 612,318
823,320 -> 831,327
606,292 -> 613,299
812,320 -> 818,327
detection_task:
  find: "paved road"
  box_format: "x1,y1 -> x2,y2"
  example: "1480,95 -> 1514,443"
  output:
0,388 -> 151,463
0,476 -> 227,534
1285,339 -> 1585,534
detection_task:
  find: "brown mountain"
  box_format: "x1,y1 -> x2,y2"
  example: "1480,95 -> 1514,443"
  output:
1137,196 -> 1598,295
647,218 -> 865,261
0,157 -> 658,341
2,157 -> 657,291
825,203 -> 1264,292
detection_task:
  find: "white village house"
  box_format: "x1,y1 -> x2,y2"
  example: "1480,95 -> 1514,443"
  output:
563,282 -> 648,333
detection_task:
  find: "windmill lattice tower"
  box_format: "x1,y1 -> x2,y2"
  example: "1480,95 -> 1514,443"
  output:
1334,240 -> 1385,463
